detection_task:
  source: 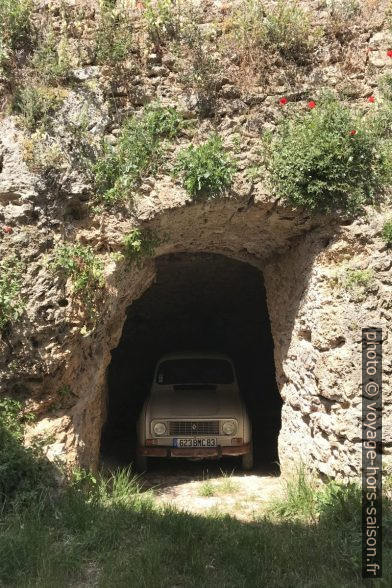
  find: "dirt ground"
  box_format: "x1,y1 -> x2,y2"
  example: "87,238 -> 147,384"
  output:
143,471 -> 283,521
103,453 -> 284,521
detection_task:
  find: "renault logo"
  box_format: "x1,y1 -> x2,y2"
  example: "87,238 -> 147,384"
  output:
192,423 -> 197,431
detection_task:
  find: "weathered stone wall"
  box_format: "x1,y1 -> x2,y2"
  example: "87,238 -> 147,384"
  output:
0,0 -> 391,479
265,212 -> 391,478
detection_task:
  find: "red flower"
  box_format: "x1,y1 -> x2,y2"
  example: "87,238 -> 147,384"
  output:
368,95 -> 375,103
387,50 -> 392,58
350,130 -> 357,136
308,101 -> 316,109
279,97 -> 288,106
3,226 -> 13,234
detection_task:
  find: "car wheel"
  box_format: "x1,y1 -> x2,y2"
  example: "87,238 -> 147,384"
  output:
135,454 -> 148,472
241,446 -> 254,471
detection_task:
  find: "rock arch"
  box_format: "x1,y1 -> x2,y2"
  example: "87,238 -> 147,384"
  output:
32,194 -> 371,481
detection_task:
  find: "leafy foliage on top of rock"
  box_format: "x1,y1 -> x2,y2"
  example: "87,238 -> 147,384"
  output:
268,95 -> 392,214
93,104 -> 183,203
174,134 -> 236,199
0,257 -> 25,333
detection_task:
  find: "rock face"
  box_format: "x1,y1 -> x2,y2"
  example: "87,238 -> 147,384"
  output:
0,0 -> 391,480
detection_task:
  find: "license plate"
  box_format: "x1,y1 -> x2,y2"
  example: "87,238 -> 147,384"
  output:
174,438 -> 217,448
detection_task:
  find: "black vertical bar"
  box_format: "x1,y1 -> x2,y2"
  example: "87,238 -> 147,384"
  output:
362,327 -> 382,578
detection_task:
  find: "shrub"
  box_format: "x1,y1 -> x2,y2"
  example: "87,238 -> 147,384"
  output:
0,398 -> 50,505
122,228 -> 161,266
12,85 -> 67,131
0,0 -> 33,74
379,74 -> 392,102
269,95 -> 391,214
179,25 -> 219,116
233,0 -> 318,63
51,243 -> 104,319
0,257 -> 24,332
343,269 -> 374,291
143,0 -> 180,46
95,3 -> 134,64
31,31 -> 71,85
174,134 -> 235,199
382,220 -> 392,247
93,105 -> 183,202
263,0 -> 317,58
326,0 -> 361,42
22,131 -> 67,173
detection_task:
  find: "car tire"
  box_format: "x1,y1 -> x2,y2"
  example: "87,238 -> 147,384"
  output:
241,446 -> 254,471
135,454 -> 148,472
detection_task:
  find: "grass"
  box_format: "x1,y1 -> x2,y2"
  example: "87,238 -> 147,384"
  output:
271,467 -> 320,522
0,403 -> 391,588
0,464 -> 391,587
0,257 -> 25,333
199,471 -> 243,497
199,480 -> 215,497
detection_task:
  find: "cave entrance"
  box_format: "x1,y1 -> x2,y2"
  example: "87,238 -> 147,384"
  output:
100,253 -> 281,473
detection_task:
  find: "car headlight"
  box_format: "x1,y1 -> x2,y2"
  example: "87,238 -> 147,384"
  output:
222,420 -> 237,435
153,422 -> 167,436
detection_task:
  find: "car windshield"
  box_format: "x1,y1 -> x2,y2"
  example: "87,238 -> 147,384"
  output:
156,358 -> 234,385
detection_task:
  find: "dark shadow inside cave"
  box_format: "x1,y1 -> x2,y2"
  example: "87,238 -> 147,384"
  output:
100,253 -> 282,474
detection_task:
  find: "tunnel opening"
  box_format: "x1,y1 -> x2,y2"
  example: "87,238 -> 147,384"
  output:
100,253 -> 282,473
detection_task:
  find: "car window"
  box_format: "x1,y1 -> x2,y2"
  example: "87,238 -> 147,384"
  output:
156,359 -> 234,385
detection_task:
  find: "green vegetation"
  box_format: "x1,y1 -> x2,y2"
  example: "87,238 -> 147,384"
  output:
0,408 -> 391,587
379,74 -> 392,101
269,95 -> 391,214
0,398 -> 50,506
93,105 -> 183,202
122,228 -> 161,266
51,243 -> 104,319
0,0 -> 33,74
343,268 -> 374,291
382,220 -> 392,247
0,257 -> 24,332
199,480 -> 215,497
272,467 -> 319,522
12,85 -> 67,131
175,134 -> 235,199
199,471 -> 239,497
0,440 -> 390,587
31,30 -> 71,85
143,0 -> 180,46
234,0 -> 318,63
327,0 -> 361,41
95,2 -> 134,64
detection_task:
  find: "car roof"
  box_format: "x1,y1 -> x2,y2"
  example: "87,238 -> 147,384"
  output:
157,351 -> 233,362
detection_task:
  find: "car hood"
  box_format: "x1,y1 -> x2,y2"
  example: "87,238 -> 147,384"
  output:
148,388 -> 243,419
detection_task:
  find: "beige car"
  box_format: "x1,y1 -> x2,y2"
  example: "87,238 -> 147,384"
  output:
136,352 -> 253,471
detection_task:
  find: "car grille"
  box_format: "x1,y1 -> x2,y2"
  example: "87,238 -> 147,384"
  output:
169,421 -> 220,436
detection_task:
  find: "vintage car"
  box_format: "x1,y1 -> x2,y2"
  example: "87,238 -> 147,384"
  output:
136,352 -> 253,471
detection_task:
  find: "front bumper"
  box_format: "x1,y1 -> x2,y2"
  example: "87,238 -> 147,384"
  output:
137,442 -> 251,458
